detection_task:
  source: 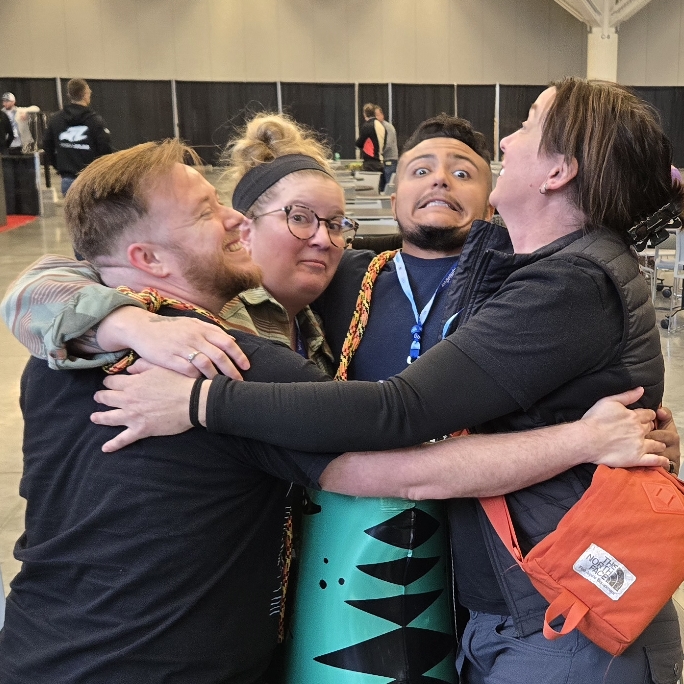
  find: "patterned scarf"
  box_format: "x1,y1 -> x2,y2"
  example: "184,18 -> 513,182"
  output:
335,250 -> 398,381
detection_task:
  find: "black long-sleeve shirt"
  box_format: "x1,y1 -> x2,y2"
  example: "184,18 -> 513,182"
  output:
207,252 -> 627,451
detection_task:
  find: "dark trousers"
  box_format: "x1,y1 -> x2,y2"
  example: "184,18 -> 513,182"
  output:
380,160 -> 397,192
61,175 -> 76,196
1,154 -> 40,215
456,603 -> 682,684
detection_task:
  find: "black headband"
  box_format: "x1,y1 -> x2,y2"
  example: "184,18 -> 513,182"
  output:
231,154 -> 332,214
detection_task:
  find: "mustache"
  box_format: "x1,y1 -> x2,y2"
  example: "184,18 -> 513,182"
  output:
416,193 -> 463,212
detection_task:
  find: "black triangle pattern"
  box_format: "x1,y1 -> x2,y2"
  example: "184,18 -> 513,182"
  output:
313,626 -> 453,681
357,555 -> 439,586
364,508 -> 440,549
346,590 -> 443,626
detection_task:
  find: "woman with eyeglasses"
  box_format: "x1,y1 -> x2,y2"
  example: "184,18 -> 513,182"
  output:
218,113 -> 356,376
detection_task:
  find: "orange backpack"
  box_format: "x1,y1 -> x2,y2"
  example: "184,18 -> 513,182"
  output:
480,465 -> 684,656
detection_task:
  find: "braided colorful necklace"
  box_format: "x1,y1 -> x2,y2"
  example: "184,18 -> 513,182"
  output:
334,250 -> 398,381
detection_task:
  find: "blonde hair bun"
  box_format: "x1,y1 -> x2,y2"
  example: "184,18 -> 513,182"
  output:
222,113 -> 332,191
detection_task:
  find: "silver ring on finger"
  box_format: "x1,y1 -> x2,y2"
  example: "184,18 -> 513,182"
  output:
187,350 -> 200,363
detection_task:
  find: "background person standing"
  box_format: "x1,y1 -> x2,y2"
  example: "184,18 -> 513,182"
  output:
374,105 -> 398,192
42,79 -> 112,197
1,93 -> 40,155
355,102 -> 385,173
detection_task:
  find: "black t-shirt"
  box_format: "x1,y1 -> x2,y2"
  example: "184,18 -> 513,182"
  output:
0,317 -> 336,684
206,248 -> 632,450
350,253 -> 459,381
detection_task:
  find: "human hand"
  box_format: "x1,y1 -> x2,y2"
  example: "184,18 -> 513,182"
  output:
92,361 -> 197,451
581,387 -> 668,469
649,406 -> 680,475
97,306 -> 249,379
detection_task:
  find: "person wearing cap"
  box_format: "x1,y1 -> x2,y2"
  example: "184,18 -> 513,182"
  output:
1,93 -> 39,155
42,79 -> 111,197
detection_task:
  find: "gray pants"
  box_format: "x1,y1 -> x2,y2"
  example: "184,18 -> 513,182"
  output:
456,604 -> 682,684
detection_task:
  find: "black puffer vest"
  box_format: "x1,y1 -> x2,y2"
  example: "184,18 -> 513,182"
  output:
451,223 -> 664,636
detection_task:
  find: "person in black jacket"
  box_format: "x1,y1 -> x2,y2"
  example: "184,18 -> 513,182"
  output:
42,78 -> 111,196
355,102 -> 385,173
0,109 -> 12,153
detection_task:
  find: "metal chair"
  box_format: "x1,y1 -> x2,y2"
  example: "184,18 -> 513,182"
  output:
639,230 -> 677,304
658,227 -> 684,332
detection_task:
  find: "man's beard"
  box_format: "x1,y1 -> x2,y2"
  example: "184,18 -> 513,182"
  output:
181,246 -> 262,305
398,223 -> 470,253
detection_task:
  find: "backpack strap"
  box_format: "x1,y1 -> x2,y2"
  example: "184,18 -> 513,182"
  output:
478,495 -> 524,564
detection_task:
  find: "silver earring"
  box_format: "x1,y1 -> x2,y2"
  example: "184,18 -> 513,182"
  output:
539,182 -> 548,195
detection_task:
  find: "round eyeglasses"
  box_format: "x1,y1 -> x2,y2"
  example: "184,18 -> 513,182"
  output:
250,204 -> 358,248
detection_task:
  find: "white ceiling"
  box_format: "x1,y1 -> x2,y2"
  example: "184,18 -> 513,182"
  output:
553,0 -> 654,29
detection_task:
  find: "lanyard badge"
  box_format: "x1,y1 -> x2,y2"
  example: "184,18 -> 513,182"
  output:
394,252 -> 459,364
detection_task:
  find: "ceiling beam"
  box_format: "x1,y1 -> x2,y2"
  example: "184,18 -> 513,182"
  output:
610,0 -> 654,25
552,0 -> 654,28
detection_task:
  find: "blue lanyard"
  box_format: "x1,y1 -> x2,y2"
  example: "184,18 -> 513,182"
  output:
394,252 -> 459,364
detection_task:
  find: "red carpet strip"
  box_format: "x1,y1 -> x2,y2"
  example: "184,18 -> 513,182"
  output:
0,215 -> 37,233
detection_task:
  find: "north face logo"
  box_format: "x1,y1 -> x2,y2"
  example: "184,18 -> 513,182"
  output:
59,126 -> 89,143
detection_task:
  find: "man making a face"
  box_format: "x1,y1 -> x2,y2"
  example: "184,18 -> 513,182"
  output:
317,114 -> 497,382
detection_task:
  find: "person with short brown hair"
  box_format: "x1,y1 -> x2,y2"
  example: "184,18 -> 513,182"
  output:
66,78 -> 89,103
42,77 -> 111,197
66,139 -> 200,261
0,140 -> 344,683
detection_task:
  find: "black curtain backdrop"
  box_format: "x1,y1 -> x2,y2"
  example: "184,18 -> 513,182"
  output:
17,78 -> 684,170
456,85 -> 496,159
281,83 -> 356,159
359,83 -> 389,125
632,86 -> 684,168
176,82 -> 277,165
61,79 -> 174,152
498,85 -> 546,144
0,78 -> 59,113
391,84 -> 455,151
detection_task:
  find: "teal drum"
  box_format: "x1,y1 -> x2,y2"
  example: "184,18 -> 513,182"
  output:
282,490 -> 456,683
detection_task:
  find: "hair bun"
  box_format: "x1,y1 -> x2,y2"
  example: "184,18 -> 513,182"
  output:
222,113 -> 332,191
